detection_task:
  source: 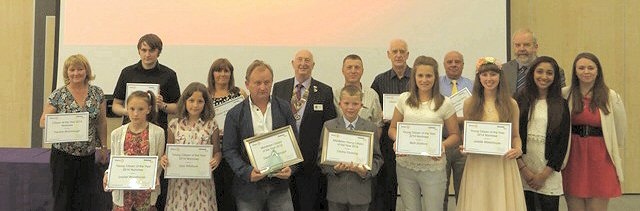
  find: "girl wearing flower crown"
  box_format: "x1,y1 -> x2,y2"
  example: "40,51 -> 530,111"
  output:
456,57 -> 526,211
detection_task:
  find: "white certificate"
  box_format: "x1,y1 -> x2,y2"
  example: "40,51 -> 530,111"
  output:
214,96 -> 244,132
106,156 -> 158,190
463,121 -> 512,155
320,128 -> 375,170
395,122 -> 443,156
382,94 -> 400,120
165,144 -> 213,179
125,83 -> 160,104
449,87 -> 472,117
44,112 -> 89,143
244,126 -> 303,174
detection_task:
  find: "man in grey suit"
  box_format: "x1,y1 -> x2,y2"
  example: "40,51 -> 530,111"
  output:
273,49 -> 337,211
223,60 -> 299,211
502,28 -> 565,94
319,85 -> 383,211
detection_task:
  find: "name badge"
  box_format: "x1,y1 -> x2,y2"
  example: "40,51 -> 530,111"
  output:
314,104 -> 323,111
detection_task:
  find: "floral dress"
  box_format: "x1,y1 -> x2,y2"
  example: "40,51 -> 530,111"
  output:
165,118 -> 218,211
114,127 -> 153,211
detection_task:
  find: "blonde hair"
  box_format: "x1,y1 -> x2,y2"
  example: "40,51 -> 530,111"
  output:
63,54 -> 95,85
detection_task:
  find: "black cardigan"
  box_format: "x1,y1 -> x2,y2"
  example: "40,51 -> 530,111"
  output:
517,98 -> 570,172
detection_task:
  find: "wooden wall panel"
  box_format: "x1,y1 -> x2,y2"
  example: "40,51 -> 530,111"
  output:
511,0 -> 638,193
0,1 -> 34,147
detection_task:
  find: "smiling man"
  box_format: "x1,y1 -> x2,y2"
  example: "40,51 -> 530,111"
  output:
503,28 -> 566,94
334,54 -> 382,126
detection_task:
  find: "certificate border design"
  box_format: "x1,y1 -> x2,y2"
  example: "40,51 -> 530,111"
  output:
463,120 -> 512,155
320,127 -> 375,170
243,125 -> 303,173
164,144 -> 214,179
44,112 -> 90,143
395,122 -> 443,156
106,155 -> 159,190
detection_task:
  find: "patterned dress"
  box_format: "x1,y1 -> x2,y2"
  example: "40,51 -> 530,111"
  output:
114,127 -> 153,211
165,118 -> 218,211
49,85 -> 104,156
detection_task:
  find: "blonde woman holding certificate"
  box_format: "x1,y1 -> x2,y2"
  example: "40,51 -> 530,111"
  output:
388,56 -> 460,211
456,57 -> 526,211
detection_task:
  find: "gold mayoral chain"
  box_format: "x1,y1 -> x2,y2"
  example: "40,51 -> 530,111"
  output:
291,86 -> 310,120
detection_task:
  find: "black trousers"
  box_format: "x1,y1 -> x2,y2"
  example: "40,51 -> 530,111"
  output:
50,148 -> 96,211
524,191 -> 559,211
369,124 -> 397,211
214,157 -> 237,211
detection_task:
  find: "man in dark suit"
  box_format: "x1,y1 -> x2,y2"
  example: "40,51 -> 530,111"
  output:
223,60 -> 299,211
319,85 -> 383,211
502,28 -> 565,95
273,49 -> 337,211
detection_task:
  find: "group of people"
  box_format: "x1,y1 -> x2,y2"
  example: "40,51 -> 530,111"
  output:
40,28 -> 626,211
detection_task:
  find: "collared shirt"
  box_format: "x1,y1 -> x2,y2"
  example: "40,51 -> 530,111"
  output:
343,116 -> 360,130
371,67 -> 412,106
333,85 -> 383,126
293,77 -> 312,130
248,95 -> 273,136
439,76 -> 474,96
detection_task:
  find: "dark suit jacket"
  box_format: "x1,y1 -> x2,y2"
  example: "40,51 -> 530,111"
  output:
318,117 -> 383,205
503,59 -> 567,95
273,77 -> 337,175
222,96 -> 299,200
516,96 -> 570,171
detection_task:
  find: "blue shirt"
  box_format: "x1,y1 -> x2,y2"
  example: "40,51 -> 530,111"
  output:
439,76 -> 473,97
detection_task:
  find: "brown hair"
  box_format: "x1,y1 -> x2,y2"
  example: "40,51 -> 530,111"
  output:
127,90 -> 158,123
207,58 -> 240,95
63,54 -> 95,85
177,82 -> 215,121
137,34 -> 163,54
245,60 -> 274,81
568,52 -> 610,115
340,85 -> 364,101
406,56 -> 444,110
466,63 -> 514,122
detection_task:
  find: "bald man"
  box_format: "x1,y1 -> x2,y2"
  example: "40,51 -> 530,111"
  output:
273,49 -> 337,211
369,39 -> 412,211
438,51 -> 473,211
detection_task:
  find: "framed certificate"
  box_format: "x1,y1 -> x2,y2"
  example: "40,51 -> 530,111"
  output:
395,122 -> 443,156
320,127 -> 375,170
44,112 -> 89,143
106,156 -> 159,190
165,144 -> 213,179
449,87 -> 471,117
244,125 -> 303,174
214,96 -> 244,131
125,83 -> 160,104
382,94 -> 400,120
463,121 -> 512,155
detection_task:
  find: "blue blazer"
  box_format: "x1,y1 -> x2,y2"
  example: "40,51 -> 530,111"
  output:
222,96 -> 300,200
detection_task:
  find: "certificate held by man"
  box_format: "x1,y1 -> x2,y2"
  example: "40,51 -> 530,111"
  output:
382,94 -> 401,120
463,121 -> 512,155
44,112 -> 89,143
106,156 -> 159,190
320,127 -> 375,170
243,125 -> 303,175
395,122 -> 443,156
164,144 -> 213,179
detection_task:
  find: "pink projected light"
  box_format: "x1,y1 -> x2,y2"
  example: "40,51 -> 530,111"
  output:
63,0 -> 412,47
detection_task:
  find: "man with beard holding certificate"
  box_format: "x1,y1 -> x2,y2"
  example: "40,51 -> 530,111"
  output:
319,85 -> 383,211
273,49 -> 337,211
223,60 -> 300,211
